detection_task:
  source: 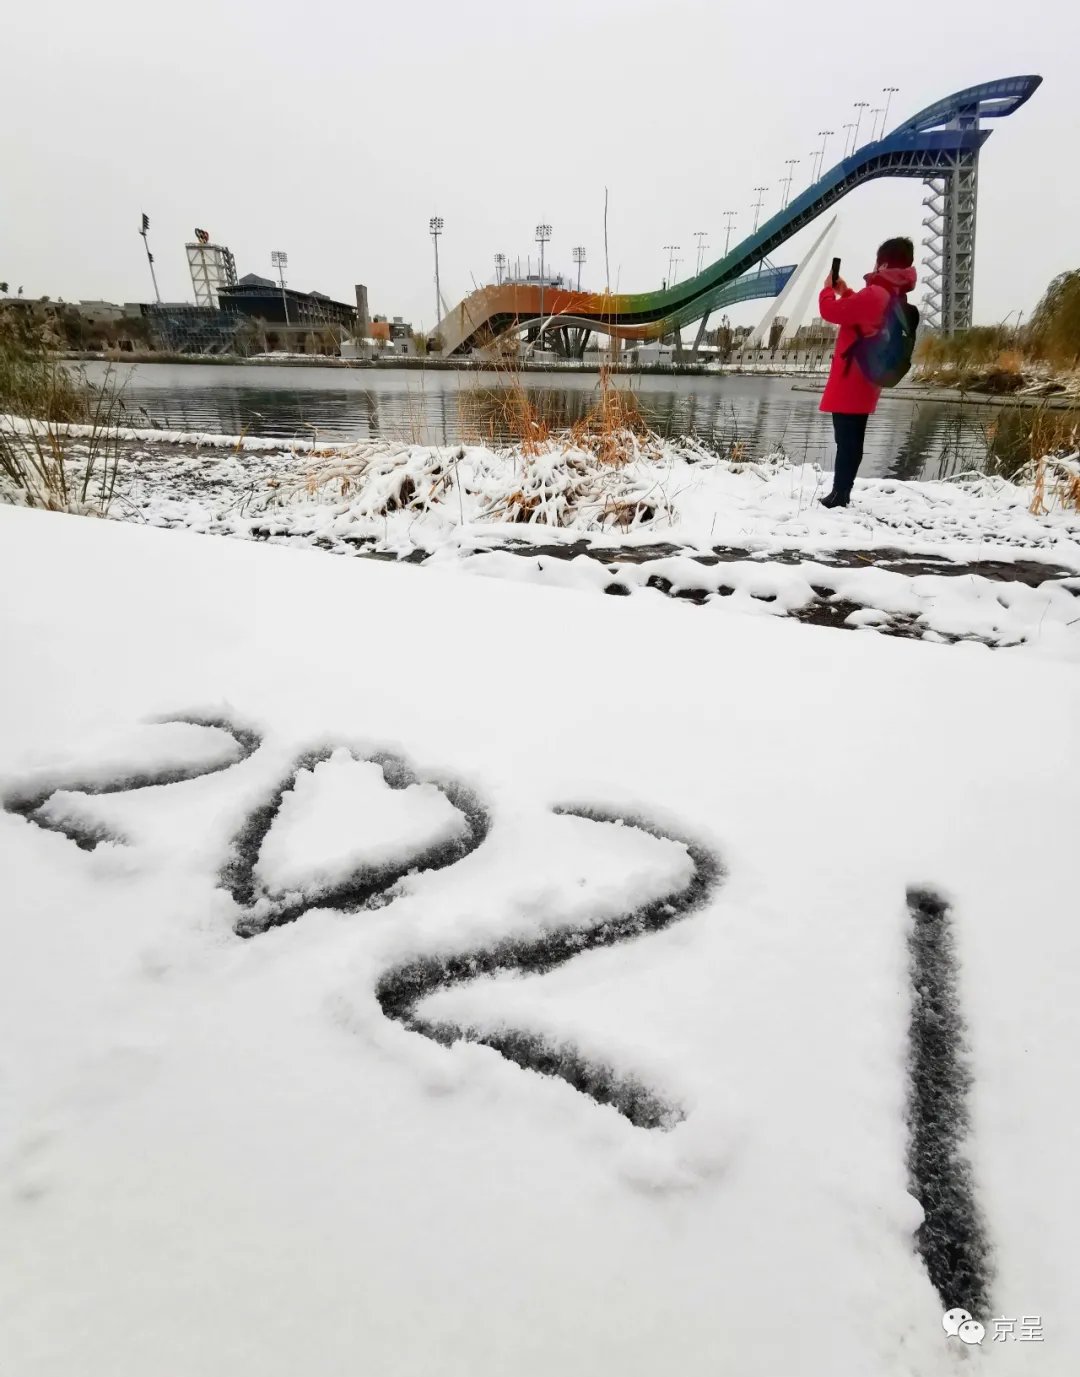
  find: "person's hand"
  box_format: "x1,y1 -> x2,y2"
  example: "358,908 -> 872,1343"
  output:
824,273 -> 848,293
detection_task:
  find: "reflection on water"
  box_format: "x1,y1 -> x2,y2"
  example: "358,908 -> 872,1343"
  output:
82,361 -> 1077,482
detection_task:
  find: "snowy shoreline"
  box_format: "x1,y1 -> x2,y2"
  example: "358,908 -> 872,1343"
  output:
4,419 -> 1080,656
116,429 -> 1080,658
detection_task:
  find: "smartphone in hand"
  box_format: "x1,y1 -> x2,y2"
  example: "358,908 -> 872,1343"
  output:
831,257 -> 842,288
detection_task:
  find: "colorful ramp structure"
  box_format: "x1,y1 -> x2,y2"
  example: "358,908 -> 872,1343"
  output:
432,75 -> 1041,355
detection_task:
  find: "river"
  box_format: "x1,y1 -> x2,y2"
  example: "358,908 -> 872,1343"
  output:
81,361 -> 1045,481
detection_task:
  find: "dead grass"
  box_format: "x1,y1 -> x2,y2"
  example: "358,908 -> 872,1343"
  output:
1026,451 -> 1080,515
568,365 -> 651,465
997,406 -> 1080,514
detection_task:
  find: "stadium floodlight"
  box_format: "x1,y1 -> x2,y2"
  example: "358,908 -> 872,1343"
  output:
571,245 -> 585,291
535,224 -> 552,338
139,211 -> 161,303
429,218 -> 444,327
271,250 -> 290,325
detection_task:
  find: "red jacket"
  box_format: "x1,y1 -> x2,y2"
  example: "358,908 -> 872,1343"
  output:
818,265 -> 918,414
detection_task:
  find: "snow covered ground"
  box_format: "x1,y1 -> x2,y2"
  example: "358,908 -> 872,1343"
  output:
19,426 -> 1077,658
2,504 -> 1078,1375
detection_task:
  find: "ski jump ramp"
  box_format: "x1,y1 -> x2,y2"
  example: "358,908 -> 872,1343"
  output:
432,76 -> 1040,354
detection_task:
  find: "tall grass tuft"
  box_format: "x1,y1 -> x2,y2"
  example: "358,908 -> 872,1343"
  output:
0,309 -> 129,512
1027,269 -> 1080,371
568,365 -> 650,465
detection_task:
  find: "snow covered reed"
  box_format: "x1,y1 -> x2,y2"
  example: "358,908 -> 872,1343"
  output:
272,434 -> 689,532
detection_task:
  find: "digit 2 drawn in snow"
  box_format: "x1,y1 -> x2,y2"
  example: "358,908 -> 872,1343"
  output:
1,715 -> 719,1130
219,754 -> 722,1128
375,807 -> 722,1130
1,714 -> 261,851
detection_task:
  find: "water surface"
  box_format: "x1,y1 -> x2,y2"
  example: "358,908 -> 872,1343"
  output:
82,361 -> 1048,481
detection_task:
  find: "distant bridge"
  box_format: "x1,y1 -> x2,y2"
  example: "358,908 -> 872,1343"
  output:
433,75 -> 1041,354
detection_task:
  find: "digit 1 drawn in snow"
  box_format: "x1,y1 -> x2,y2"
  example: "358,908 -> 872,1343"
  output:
222,749 -> 491,935
1,714 -> 262,851
376,807 -> 723,1131
906,888 -> 993,1318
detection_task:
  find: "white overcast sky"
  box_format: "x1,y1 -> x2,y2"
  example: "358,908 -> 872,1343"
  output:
2,0 -> 1074,330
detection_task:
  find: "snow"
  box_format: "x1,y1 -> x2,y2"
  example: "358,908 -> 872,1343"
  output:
253,750 -> 468,896
84,433 -> 1080,657
1,413 -> 318,452
1,505 -> 1078,1376
6,421 -> 1080,658
116,434 -> 1080,561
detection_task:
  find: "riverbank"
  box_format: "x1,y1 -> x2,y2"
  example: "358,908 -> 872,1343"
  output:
7,419 -> 1077,657
794,380 -> 1080,410
63,349 -> 826,378
65,350 -> 1080,413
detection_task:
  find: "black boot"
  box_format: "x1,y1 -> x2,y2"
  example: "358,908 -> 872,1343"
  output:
820,490 -> 841,508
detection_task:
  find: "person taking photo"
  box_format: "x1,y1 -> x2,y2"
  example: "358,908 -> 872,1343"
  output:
818,237 -> 918,507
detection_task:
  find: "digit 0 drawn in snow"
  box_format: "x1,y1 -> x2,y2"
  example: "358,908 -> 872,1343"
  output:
1,715 -> 261,851
222,749 -> 490,935
375,808 -> 723,1131
906,888 -> 993,1318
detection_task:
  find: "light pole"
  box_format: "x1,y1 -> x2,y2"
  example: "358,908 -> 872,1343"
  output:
429,217 -> 444,328
270,250 -> 290,326
782,159 -> 800,209
535,222 -> 551,341
882,86 -> 900,133
663,243 -> 679,286
751,188 -> 768,233
816,130 -> 834,182
869,107 -> 883,141
139,213 -> 161,303
842,122 -> 856,156
721,210 -> 738,257
494,252 -> 506,286
572,245 -> 585,291
852,101 -> 869,150
693,231 -> 708,275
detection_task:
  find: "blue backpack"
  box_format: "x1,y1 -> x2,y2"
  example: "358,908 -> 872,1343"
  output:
843,296 -> 920,388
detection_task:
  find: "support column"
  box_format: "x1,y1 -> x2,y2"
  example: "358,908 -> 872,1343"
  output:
691,311 -> 711,360
923,99 -> 980,335
950,149 -> 979,331
920,178 -> 946,330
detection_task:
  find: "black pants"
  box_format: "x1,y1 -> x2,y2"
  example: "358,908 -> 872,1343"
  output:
831,412 -> 869,500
